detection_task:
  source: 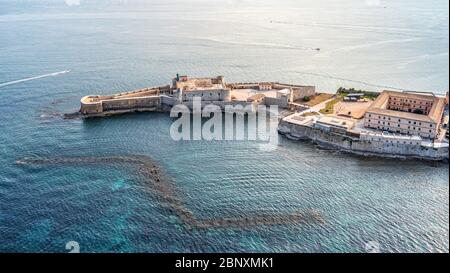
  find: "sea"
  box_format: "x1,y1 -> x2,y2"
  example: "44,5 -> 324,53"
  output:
0,0 -> 448,252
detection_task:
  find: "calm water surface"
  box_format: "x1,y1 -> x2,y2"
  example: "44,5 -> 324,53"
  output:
0,0 -> 448,252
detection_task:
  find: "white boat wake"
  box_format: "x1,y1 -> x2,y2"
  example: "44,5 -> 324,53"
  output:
0,70 -> 70,88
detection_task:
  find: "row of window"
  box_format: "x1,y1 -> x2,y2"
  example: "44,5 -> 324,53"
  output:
367,114 -> 433,127
369,122 -> 433,132
368,138 -> 418,145
185,93 -> 221,97
368,125 -> 432,137
389,102 -> 429,110
390,97 -> 432,105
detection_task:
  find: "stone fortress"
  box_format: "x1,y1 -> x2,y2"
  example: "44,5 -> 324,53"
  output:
80,75 -> 315,116
78,74 -> 449,160
172,75 -> 231,102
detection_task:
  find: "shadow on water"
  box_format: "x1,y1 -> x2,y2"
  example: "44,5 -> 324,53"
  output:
16,155 -> 325,230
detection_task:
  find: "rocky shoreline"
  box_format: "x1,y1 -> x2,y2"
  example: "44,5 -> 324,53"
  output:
278,124 -> 449,162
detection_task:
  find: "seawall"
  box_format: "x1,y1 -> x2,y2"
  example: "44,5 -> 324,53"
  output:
278,120 -> 449,161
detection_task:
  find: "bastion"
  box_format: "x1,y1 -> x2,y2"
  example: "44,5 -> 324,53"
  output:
78,75 -> 316,116
76,74 -> 449,161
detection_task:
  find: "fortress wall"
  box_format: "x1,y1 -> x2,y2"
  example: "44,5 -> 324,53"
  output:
80,85 -> 173,115
179,100 -> 258,113
291,86 -> 316,101
114,85 -> 170,97
176,89 -> 231,102
228,83 -> 260,89
278,120 -> 449,160
116,90 -> 159,98
80,99 -> 103,114
187,100 -> 254,109
265,97 -> 288,108
160,95 -> 177,106
226,100 -> 258,112
159,85 -> 172,93
287,103 -> 309,112
102,96 -> 161,111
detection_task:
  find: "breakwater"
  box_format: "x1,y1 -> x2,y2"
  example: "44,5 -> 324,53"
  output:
278,120 -> 449,161
17,155 -> 325,229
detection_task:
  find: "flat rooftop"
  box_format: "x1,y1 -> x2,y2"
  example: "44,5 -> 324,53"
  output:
231,89 -> 279,101
316,116 -> 355,130
366,90 -> 446,123
283,113 -> 315,127
174,76 -> 226,92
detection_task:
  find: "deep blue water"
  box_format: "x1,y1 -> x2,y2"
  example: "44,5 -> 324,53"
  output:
0,0 -> 448,253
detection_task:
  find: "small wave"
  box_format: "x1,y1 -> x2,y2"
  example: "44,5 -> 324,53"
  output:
0,70 -> 70,89
271,20 -> 437,38
183,36 -> 318,52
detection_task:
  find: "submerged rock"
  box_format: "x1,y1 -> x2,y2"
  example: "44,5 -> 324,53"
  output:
17,154 -> 325,230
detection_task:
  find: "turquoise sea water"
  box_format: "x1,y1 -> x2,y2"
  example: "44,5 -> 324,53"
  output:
0,0 -> 448,252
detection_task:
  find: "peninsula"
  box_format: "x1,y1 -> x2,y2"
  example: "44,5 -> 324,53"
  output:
75,75 -> 449,161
